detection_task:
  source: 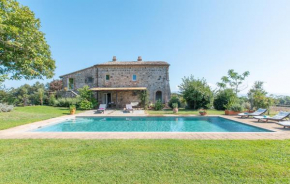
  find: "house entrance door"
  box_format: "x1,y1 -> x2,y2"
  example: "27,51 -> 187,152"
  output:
102,93 -> 111,106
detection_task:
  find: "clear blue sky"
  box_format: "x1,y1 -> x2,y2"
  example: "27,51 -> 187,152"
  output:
6,0 -> 290,95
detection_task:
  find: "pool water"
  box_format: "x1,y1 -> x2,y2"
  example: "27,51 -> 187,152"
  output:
33,117 -> 271,132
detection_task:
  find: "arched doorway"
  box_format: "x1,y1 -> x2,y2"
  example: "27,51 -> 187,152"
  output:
156,91 -> 162,102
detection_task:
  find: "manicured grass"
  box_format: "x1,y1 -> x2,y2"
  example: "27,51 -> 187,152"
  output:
0,139 -> 289,183
0,106 -> 82,130
147,108 -> 225,115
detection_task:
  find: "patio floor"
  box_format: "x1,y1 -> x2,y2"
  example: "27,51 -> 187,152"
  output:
0,110 -> 289,139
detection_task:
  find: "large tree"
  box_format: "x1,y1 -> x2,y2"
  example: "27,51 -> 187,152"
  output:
217,69 -> 250,94
179,75 -> 213,109
49,79 -> 63,92
0,0 -> 55,81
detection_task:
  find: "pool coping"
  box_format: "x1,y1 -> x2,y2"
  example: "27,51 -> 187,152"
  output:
0,113 -> 289,139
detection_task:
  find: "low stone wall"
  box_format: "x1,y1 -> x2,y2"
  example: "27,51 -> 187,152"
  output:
56,91 -> 79,98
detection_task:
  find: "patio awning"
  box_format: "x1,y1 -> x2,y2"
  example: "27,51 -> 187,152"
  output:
90,87 -> 147,91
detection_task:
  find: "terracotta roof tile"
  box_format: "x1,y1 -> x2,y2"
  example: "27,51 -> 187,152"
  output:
95,61 -> 169,66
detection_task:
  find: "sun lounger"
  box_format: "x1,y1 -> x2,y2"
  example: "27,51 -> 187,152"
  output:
238,108 -> 267,118
125,104 -> 134,113
97,104 -> 106,114
277,121 -> 290,128
131,102 -> 139,107
254,111 -> 290,122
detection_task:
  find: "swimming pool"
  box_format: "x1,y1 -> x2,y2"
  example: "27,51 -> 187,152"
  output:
33,117 -> 271,132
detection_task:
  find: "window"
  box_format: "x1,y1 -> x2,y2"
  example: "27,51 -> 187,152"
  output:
132,74 -> 137,81
68,78 -> 74,90
85,77 -> 93,83
156,91 -> 162,102
106,75 -> 110,80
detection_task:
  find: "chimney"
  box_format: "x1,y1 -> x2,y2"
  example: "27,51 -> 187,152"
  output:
137,56 -> 142,61
112,56 -> 117,62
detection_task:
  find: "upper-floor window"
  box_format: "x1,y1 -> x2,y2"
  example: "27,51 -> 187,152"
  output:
106,75 -> 110,80
132,74 -> 137,81
68,78 -> 74,90
85,77 -> 93,83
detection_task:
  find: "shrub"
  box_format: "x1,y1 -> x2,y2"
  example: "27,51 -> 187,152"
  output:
79,99 -> 93,110
243,102 -> 251,111
230,104 -> 243,112
56,98 -> 80,107
0,103 -> 14,112
168,96 -> 181,109
153,100 -> 164,111
213,89 -> 237,110
48,94 -> 57,106
78,85 -> 98,109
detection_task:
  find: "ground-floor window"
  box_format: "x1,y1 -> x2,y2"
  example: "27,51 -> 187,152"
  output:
156,91 -> 162,102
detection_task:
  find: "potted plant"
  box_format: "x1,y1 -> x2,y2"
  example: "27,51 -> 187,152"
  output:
172,103 -> 178,113
199,109 -> 207,116
225,104 -> 243,115
243,102 -> 254,113
69,105 -> 76,115
224,97 -> 235,115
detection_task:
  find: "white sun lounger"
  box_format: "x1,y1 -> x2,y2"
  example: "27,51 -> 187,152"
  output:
97,104 -> 106,114
254,111 -> 290,122
125,104 -> 134,113
238,108 -> 267,118
277,121 -> 290,128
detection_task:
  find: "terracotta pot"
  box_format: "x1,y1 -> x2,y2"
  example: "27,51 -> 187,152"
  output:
225,110 -> 240,115
199,112 -> 207,116
70,109 -> 76,115
173,108 -> 178,113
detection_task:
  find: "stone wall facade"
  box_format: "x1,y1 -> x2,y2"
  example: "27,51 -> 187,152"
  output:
62,66 -> 96,90
96,90 -> 142,108
60,60 -> 171,107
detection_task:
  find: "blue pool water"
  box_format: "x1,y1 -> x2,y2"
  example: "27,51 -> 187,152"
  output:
33,117 -> 271,132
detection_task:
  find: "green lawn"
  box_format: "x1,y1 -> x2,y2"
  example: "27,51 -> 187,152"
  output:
0,139 -> 289,183
0,106 -> 80,130
147,108 -> 225,115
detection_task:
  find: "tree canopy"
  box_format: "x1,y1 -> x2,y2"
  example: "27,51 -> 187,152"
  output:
179,75 -> 213,109
0,0 -> 55,80
49,79 -> 63,92
217,69 -> 250,94
247,81 -> 275,112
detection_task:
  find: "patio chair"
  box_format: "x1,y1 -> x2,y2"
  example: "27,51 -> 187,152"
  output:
277,121 -> 290,128
125,104 -> 134,113
238,108 -> 267,118
253,111 -> 290,122
97,104 -> 106,114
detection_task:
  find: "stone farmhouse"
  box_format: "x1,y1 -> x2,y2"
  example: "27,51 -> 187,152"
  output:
59,56 -> 171,108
